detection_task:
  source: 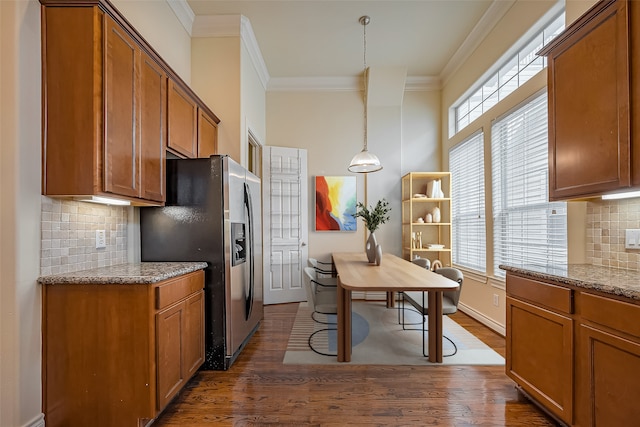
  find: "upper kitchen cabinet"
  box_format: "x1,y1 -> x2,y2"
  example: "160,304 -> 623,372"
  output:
167,78 -> 220,159
167,79 -> 198,158
40,0 -> 220,205
41,3 -> 165,205
539,0 -> 640,200
197,107 -> 219,158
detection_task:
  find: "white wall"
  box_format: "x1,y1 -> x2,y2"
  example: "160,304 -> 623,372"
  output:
192,37 -> 242,162
266,89 -> 441,263
241,41 -> 267,161
0,2 -> 190,426
1,1 -> 44,426
112,0 -> 192,84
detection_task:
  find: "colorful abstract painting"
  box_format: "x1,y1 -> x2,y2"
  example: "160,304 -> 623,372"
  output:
315,176 -> 357,231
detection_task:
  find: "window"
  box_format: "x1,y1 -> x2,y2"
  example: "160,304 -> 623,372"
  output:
452,12 -> 565,136
449,132 -> 486,273
491,92 -> 567,277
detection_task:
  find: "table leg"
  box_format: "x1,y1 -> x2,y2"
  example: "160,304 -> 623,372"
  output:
337,281 -> 352,362
428,290 -> 443,363
386,291 -> 395,308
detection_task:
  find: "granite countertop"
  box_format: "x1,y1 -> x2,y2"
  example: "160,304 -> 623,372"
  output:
500,264 -> 640,300
37,262 -> 208,285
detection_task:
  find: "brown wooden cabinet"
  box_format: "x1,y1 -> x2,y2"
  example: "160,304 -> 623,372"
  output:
155,273 -> 205,410
167,78 -> 220,159
41,5 -> 166,205
167,79 -> 198,158
198,108 -> 219,158
506,270 -> 640,426
506,275 -> 574,424
575,292 -> 640,426
41,0 -> 220,203
540,0 -> 640,200
42,269 -> 205,427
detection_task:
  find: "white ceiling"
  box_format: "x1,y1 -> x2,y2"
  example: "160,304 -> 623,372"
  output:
185,0 -> 514,85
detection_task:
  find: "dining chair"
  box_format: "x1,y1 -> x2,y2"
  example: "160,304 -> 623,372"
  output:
303,266 -> 338,356
307,258 -> 338,291
399,263 -> 464,357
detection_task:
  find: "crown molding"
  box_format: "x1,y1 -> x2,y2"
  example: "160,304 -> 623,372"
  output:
192,15 -> 270,90
405,76 -> 441,92
439,0 -> 515,86
268,76 -> 360,92
240,16 -> 270,91
268,75 -> 440,92
166,0 -> 195,36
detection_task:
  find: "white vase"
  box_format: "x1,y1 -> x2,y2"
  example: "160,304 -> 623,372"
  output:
425,213 -> 433,223
375,244 -> 382,266
366,232 -> 377,263
432,207 -> 441,223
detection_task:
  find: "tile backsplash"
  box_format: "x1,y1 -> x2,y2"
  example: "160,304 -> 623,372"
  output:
587,198 -> 640,271
40,196 -> 128,275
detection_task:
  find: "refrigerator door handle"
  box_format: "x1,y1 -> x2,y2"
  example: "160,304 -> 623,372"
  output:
244,182 -> 254,320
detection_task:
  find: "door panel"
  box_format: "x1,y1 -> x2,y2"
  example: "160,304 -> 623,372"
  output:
263,147 -> 308,304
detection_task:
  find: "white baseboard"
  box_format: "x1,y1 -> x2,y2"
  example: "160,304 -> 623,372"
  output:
25,413 -> 45,427
458,302 -> 505,337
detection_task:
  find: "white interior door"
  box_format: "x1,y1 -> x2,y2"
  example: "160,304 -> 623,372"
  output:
262,146 -> 308,304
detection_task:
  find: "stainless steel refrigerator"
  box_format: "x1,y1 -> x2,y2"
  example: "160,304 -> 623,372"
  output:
140,155 -> 263,370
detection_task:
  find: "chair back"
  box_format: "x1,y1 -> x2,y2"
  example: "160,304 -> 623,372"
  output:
411,257 -> 430,270
434,267 -> 463,307
303,267 -> 318,310
308,257 -> 335,276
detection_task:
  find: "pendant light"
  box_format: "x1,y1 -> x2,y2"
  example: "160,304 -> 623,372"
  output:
348,15 -> 383,173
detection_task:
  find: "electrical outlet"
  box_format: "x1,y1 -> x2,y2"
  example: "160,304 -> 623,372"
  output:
95,229 -> 106,249
625,229 -> 640,249
493,294 -> 499,307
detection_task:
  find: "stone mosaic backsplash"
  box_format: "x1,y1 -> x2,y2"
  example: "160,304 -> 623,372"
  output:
40,196 -> 128,275
587,198 -> 640,271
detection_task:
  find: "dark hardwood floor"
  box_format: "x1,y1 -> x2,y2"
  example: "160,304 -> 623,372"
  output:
154,302 -> 559,426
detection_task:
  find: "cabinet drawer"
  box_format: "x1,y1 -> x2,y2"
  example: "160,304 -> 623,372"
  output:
581,292 -> 640,339
156,270 -> 204,310
507,274 -> 573,314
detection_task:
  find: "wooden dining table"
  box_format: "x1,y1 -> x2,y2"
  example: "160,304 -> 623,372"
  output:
331,252 -> 460,363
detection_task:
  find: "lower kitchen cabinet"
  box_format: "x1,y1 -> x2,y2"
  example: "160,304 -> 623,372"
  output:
43,269 -> 205,427
506,270 -> 640,426
156,288 -> 204,410
506,275 -> 574,424
575,293 -> 640,426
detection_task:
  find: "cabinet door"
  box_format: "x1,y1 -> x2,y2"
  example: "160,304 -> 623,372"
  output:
506,296 -> 573,424
547,0 -> 630,200
139,52 -> 166,202
167,79 -> 197,158
104,16 -> 139,198
156,302 -> 185,411
197,109 -> 218,158
183,290 -> 205,378
577,324 -> 640,426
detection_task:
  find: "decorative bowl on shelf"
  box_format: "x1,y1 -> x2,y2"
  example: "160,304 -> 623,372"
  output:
413,193 -> 427,198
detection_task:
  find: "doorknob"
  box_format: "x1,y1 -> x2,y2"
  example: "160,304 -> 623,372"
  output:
301,242 -> 307,247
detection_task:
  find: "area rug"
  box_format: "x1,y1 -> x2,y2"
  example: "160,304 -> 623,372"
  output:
283,301 -> 505,365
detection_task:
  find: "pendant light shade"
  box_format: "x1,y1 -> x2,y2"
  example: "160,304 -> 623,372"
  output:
348,149 -> 382,173
348,15 -> 382,173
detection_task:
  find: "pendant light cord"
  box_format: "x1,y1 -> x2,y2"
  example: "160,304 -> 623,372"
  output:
361,16 -> 369,152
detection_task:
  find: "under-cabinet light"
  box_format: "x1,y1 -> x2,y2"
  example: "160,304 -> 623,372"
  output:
75,196 -> 131,206
602,191 -> 640,200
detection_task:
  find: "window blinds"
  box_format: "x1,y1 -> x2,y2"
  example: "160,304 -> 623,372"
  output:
449,132 -> 486,273
491,93 -> 567,277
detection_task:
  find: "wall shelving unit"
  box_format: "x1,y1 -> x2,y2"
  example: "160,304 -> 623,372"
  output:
401,172 -> 452,267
